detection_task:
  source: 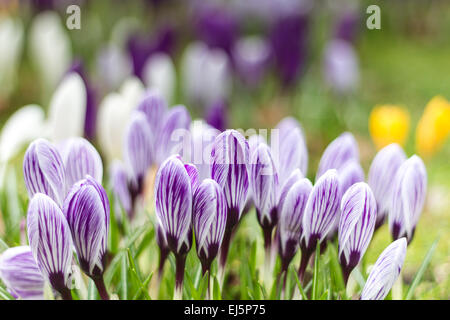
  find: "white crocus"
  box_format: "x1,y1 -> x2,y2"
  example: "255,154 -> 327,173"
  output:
29,12 -> 71,94
142,53 -> 176,104
0,17 -> 23,99
97,77 -> 145,162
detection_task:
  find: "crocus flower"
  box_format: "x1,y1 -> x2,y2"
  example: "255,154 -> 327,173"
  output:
142,53 -> 176,104
299,169 -> 340,281
0,246 -> 45,300
96,44 -> 132,91
154,155 -> 193,299
27,193 -> 73,300
338,182 -> 377,284
136,90 -> 168,138
338,160 -> 364,195
273,117 -> 308,183
323,39 -> 359,94
205,99 -> 228,132
369,105 -> 410,150
360,238 -> 407,300
416,96 -> 450,159
109,160 -> 132,220
316,132 -> 359,181
23,139 -> 66,207
64,176 -> 110,299
193,179 -> 227,273
368,143 -> 406,229
211,129 -> 250,272
249,143 -> 279,248
334,9 -> 360,44
278,177 -> 312,272
60,137 -> 103,191
389,155 -> 427,243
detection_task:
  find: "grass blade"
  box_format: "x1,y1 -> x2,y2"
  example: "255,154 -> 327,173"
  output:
311,241 -> 321,300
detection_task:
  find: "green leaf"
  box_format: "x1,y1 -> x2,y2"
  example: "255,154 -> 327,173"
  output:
87,279 -> 97,300
311,241 -> 321,300
120,253 -> 128,299
404,237 -> 439,300
0,286 -> 14,300
293,268 -> 308,300
212,276 -> 221,300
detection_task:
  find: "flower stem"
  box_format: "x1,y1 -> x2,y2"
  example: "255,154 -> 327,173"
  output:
93,275 -> 110,300
58,287 -> 73,300
174,254 -> 186,300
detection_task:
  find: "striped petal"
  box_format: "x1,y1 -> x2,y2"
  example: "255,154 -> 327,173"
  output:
249,143 -> 279,228
63,176 -> 109,276
278,178 -> 312,263
193,179 -> 227,262
339,160 -> 365,194
27,193 -> 73,292
316,132 -> 359,181
368,143 -> 407,228
61,137 -> 103,190
389,155 -> 427,242
361,238 -> 407,300
185,163 -> 200,192
338,182 -> 377,273
301,169 -> 341,250
154,155 -> 193,255
277,168 -> 304,214
123,111 -> 153,184
211,129 -> 250,228
0,246 -> 45,300
23,139 -> 66,207
136,90 -> 168,143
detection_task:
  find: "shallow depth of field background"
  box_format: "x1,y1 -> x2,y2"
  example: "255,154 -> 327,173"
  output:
0,0 -> 449,299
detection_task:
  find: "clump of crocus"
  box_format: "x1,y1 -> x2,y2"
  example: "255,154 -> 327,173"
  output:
210,130 -> 249,281
368,143 -> 406,229
63,176 -> 110,300
0,246 -> 45,300
338,182 -> 377,285
360,238 -> 407,300
389,155 -> 427,244
27,193 -> 74,300
299,169 -> 340,282
192,179 -> 227,298
154,155 -> 195,299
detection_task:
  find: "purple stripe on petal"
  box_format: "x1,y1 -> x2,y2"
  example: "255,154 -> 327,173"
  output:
368,143 -> 407,228
0,246 -> 45,300
27,193 -> 73,292
193,179 -> 227,263
389,155 -> 427,243
154,155 -> 193,255
23,139 -> 66,207
361,238 -> 407,300
184,163 -> 200,193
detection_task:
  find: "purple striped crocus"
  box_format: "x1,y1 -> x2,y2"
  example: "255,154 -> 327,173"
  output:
273,117 -> 308,184
316,132 -> 359,181
63,176 -> 110,299
23,139 -> 66,207
299,169 -> 340,281
368,143 -> 406,229
60,137 -> 103,191
210,129 -> 250,270
389,155 -> 427,243
249,143 -> 279,250
193,179 -> 227,274
361,238 -> 407,300
109,160 -> 132,221
0,246 -> 45,300
338,182 -> 377,284
27,193 -> 73,300
154,155 -> 194,299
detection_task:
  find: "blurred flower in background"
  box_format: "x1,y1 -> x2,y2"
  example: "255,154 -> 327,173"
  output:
369,105 -> 411,150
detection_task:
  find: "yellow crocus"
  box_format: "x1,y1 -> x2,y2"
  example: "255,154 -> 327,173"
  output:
369,105 -> 410,150
416,96 -> 450,159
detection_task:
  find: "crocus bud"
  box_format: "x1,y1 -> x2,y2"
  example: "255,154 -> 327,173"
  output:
338,182 -> 377,283
123,111 -> 153,186
205,99 -> 228,132
27,193 -> 73,299
155,155 -> 193,256
274,117 -> 308,183
136,90 -> 168,143
278,178 -> 312,270
250,143 -> 279,231
0,246 -> 45,300
193,179 -> 227,272
316,132 -> 359,181
361,238 -> 407,300
338,160 -> 364,194
142,53 -> 176,104
109,161 -> 132,220
184,162 -> 200,192
277,168 -> 304,214
211,129 -> 250,228
64,176 -> 109,277
299,169 -> 340,280
368,143 -> 406,229
61,137 -> 103,190
23,139 -> 66,207
389,155 -> 427,243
